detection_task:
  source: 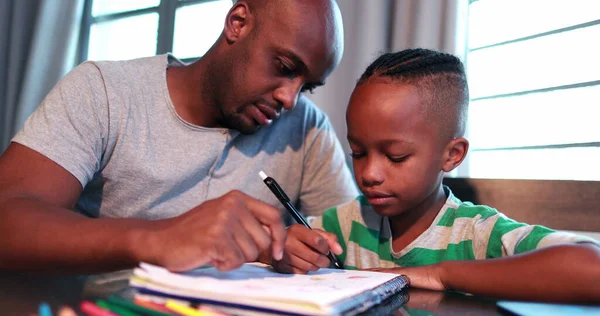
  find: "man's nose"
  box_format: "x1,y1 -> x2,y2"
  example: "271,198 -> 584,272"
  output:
273,81 -> 303,110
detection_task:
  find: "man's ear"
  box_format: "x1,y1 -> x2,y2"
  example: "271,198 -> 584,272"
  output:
441,137 -> 469,173
224,1 -> 254,44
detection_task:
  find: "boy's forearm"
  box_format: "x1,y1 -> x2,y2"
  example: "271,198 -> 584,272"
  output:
439,243 -> 600,303
0,197 -> 154,273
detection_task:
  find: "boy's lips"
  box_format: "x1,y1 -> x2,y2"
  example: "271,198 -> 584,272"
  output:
363,191 -> 395,205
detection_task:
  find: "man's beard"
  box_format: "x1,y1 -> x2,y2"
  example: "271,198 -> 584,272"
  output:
221,104 -> 261,135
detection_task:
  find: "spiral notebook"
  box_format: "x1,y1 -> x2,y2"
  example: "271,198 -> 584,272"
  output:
130,262 -> 409,316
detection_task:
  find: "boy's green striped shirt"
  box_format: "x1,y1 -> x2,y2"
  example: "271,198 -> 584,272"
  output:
311,187 -> 596,269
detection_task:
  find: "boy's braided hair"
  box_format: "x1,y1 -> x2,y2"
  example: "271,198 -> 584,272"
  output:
358,48 -> 469,139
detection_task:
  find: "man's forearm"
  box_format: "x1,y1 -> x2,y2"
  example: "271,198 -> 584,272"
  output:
0,197 -> 154,273
439,243 -> 600,303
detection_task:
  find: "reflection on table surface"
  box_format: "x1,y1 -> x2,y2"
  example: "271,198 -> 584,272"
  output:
398,288 -> 500,316
0,270 -> 502,315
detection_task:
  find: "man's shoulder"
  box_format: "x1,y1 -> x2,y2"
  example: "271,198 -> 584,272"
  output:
286,95 -> 330,127
265,95 -> 334,144
296,94 -> 319,111
55,55 -> 167,94
85,54 -> 168,77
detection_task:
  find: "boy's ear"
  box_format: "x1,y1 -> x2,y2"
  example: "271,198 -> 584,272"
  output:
441,137 -> 469,173
224,1 -> 254,44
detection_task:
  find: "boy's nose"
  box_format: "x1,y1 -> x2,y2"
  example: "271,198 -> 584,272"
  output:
361,159 -> 384,186
362,175 -> 384,187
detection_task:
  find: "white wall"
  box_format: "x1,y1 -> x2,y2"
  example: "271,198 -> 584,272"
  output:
308,1 -> 392,156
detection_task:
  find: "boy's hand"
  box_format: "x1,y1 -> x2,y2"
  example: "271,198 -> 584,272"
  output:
271,224 -> 343,274
365,265 -> 445,291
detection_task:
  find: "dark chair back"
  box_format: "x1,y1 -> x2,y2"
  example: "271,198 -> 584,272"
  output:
443,178 -> 600,232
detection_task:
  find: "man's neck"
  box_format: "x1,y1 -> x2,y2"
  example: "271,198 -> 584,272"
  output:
166,53 -> 222,127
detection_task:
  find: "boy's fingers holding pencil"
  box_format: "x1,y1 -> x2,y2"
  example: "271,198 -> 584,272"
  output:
272,259 -> 309,274
281,225 -> 333,268
315,229 -> 343,255
270,224 -> 336,274
287,229 -> 331,267
274,251 -> 320,274
287,225 -> 330,255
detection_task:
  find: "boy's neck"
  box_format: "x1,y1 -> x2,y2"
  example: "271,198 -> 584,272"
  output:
389,185 -> 447,252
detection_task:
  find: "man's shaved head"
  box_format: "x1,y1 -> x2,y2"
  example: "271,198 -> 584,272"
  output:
189,0 -> 345,134
234,0 -> 344,73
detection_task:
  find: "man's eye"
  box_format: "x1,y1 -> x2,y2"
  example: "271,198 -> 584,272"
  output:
301,86 -> 316,94
276,59 -> 296,77
349,152 -> 365,159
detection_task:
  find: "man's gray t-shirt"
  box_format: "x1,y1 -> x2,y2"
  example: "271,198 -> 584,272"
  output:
12,54 -> 358,220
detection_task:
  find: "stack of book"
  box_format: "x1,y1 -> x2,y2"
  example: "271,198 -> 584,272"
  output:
125,262 -> 410,316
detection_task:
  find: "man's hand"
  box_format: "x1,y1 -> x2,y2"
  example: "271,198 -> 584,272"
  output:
270,224 -> 343,274
139,191 -> 286,272
365,265 -> 445,291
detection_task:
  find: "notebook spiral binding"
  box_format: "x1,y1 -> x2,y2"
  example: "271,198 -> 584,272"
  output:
334,274 -> 410,315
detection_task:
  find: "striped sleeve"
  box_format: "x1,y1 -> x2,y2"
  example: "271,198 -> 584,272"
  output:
309,206 -> 351,264
309,206 -> 339,232
308,215 -> 324,230
478,213 -> 599,258
308,206 -> 345,245
320,206 -> 348,258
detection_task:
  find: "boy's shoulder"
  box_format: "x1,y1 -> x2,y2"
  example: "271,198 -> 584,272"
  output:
315,190 -> 509,233
435,188 -> 503,226
440,198 -> 501,224
317,191 -> 504,227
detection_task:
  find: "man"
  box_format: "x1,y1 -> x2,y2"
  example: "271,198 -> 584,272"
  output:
0,0 -> 358,273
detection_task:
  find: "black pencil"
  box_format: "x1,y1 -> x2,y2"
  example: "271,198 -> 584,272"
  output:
259,171 -> 344,269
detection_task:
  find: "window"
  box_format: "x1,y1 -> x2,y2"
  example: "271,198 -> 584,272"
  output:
464,0 -> 600,180
79,0 -> 232,63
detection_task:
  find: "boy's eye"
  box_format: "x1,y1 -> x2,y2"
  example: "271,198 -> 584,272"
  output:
349,152 -> 365,159
388,155 -> 409,163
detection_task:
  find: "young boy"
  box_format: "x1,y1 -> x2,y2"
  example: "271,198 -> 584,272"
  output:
268,49 -> 600,302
